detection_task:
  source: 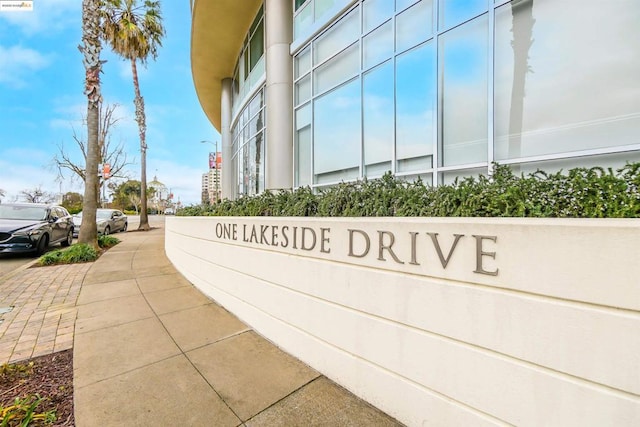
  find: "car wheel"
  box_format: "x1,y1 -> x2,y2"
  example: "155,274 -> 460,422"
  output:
61,229 -> 73,247
35,235 -> 48,256
104,226 -> 110,235
122,222 -> 128,232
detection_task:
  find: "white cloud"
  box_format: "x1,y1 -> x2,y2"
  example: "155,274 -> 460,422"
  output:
0,148 -> 81,202
0,45 -> 51,88
0,0 -> 78,35
143,159 -> 203,206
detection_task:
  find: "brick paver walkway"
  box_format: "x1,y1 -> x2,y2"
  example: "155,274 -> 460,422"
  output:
0,263 -> 90,364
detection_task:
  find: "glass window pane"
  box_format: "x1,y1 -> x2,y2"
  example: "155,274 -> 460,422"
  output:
296,105 -> 312,187
294,2 -> 313,39
248,110 -> 264,137
364,62 -> 394,172
440,167 -> 486,185
363,20 -> 393,70
441,16 -> 488,166
295,0 -> 308,11
514,152 -> 640,177
249,89 -> 264,118
296,103 -> 312,130
396,42 -> 436,172
296,75 -> 312,105
396,0 -> 419,12
314,79 -> 361,183
399,173 -> 433,185
247,131 -> 265,195
295,46 -> 311,79
396,0 -> 434,53
363,0 -> 393,33
313,43 -> 359,95
249,6 -> 263,36
249,19 -> 264,71
315,0 -> 337,18
249,56 -> 265,88
438,0 -> 488,30
313,6 -> 360,65
494,0 -> 640,160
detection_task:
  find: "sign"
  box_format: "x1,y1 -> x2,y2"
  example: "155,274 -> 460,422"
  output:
209,152 -> 222,170
209,219 -> 499,278
103,163 -> 111,179
0,1 -> 33,12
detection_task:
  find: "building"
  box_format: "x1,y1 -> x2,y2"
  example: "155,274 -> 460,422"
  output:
201,168 -> 221,204
184,2 -> 640,422
148,175 -> 169,213
190,0 -> 639,200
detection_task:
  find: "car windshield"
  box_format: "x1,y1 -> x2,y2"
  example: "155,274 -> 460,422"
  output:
0,205 -> 47,221
96,210 -> 113,219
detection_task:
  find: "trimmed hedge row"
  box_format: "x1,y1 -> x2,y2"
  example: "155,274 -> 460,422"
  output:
179,163 -> 640,218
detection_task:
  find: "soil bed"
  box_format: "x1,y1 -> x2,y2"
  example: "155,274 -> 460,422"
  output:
1,349 -> 74,426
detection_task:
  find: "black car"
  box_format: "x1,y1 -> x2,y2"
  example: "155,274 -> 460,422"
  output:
0,203 -> 74,255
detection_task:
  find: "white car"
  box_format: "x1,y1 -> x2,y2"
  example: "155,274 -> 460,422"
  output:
73,209 -> 128,237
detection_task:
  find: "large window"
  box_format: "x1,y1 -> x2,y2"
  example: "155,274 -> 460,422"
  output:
231,89 -> 266,197
292,0 -> 640,189
232,6 -> 265,111
494,0 -> 640,161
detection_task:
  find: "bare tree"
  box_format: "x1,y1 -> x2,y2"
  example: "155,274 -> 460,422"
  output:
0,188 -> 5,203
53,102 -> 131,186
20,187 -> 57,203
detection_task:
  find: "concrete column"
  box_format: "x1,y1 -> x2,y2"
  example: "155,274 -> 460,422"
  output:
265,0 -> 293,190
221,78 -> 234,199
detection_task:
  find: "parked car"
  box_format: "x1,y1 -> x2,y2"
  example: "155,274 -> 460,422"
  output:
165,208 -> 175,215
73,209 -> 128,237
0,203 -> 74,255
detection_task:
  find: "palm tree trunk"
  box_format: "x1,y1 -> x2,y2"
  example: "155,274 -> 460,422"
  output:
78,0 -> 102,248
132,58 -> 150,230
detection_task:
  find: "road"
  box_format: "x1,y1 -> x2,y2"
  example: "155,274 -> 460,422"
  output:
0,215 -> 165,280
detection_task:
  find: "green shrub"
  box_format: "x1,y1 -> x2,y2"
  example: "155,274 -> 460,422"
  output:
178,162 -> 640,218
38,244 -> 98,266
98,235 -> 120,248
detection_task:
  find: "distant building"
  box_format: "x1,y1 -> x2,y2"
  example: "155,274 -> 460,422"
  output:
190,0 -> 640,200
201,168 -> 221,204
148,176 -> 169,213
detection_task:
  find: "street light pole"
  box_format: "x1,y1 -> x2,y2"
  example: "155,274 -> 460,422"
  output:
200,140 -> 220,202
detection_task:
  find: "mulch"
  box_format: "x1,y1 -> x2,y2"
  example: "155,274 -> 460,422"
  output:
0,349 -> 74,426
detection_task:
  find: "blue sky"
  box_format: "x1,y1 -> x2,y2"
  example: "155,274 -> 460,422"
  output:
0,0 -> 219,205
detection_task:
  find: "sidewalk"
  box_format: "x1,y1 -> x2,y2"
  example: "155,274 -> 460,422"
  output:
66,226 -> 402,425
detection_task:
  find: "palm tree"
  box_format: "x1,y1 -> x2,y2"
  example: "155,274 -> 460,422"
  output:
77,0 -> 103,248
101,0 -> 165,230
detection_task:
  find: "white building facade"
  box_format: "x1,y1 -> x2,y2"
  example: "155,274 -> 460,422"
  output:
191,0 -> 640,200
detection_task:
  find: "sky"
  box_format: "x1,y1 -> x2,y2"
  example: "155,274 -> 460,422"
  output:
0,0 -> 220,206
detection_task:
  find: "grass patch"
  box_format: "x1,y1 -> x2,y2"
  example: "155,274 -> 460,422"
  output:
0,394 -> 56,426
37,236 -> 120,266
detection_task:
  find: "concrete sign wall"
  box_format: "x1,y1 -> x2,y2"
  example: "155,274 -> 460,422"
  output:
165,217 -> 640,426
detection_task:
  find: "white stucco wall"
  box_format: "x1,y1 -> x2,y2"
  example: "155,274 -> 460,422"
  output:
165,216 -> 640,426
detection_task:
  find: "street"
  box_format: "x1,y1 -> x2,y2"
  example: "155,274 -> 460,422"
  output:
0,215 -> 165,280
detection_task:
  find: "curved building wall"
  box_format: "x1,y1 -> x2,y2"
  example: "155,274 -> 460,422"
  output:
166,216 -> 640,426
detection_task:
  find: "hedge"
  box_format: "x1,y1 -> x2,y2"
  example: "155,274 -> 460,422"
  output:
179,163 -> 640,218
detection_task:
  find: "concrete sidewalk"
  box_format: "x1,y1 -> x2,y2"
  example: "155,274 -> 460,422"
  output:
72,226 -> 401,426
